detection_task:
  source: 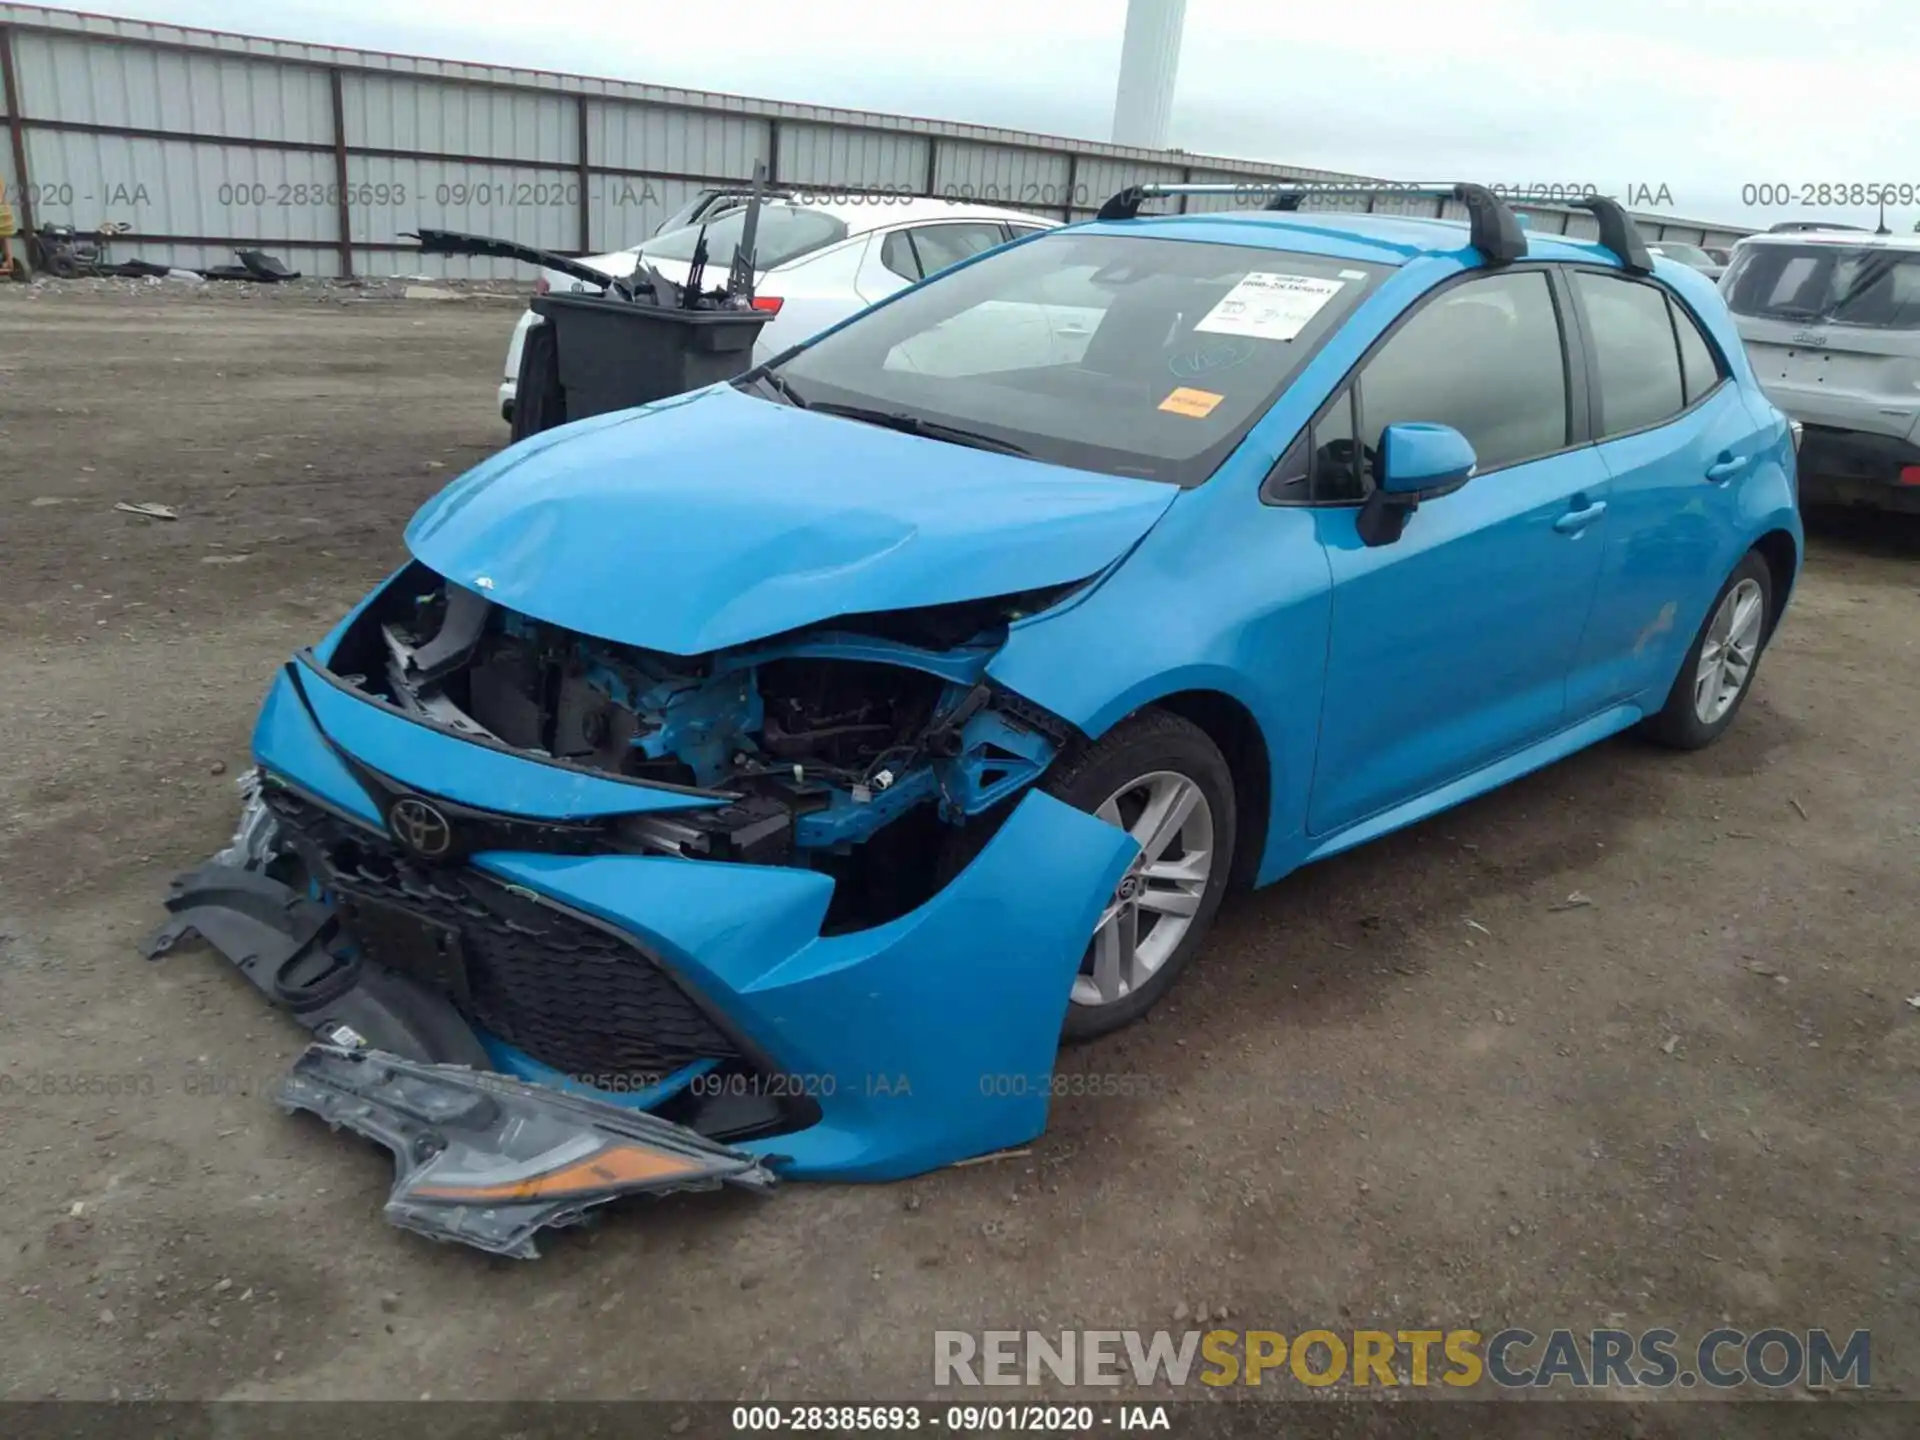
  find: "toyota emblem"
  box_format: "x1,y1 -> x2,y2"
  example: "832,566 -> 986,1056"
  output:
388,797 -> 454,859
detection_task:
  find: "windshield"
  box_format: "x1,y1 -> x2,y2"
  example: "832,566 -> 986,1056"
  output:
767,232 -> 1386,486
1723,242 -> 1920,329
646,205 -> 849,271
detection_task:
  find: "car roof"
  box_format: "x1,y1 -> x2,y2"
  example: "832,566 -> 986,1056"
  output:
593,197 -> 1057,267
1070,208 -> 1657,269
1736,229 -> 1920,252
786,196 -> 1057,233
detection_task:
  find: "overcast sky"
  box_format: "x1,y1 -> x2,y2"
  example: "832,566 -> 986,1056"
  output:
98,0 -> 1920,232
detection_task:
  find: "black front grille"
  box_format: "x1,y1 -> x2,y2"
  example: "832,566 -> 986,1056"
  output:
263,785 -> 739,1081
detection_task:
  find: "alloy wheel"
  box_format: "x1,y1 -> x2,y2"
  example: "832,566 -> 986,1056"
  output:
1074,770 -> 1216,1009
1693,577 -> 1765,725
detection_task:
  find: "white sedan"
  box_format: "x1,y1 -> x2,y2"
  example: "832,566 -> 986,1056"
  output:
498,196 -> 1056,423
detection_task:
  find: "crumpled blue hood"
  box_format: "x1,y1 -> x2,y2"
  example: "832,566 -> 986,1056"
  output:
406,385 -> 1178,655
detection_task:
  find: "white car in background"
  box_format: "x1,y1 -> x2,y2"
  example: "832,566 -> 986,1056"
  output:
498,196 -> 1056,423
1645,239 -> 1724,281
1721,227 -> 1920,512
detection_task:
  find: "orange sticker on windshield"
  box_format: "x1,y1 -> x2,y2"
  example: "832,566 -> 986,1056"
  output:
1159,387 -> 1224,418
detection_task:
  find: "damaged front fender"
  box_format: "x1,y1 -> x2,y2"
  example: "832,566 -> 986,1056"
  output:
483,787 -> 1139,1180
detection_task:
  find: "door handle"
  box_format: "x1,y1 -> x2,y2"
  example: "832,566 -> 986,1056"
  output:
1705,453 -> 1751,483
1554,500 -> 1607,534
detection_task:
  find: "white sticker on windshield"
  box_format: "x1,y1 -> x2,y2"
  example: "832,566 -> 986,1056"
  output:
1194,272 -> 1347,342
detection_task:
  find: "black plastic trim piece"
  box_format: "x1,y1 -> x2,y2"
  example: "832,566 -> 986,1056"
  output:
144,862 -> 494,1069
1569,196 -> 1653,274
1447,183 -> 1528,266
1095,184 -> 1150,221
259,768 -> 824,1141
408,227 -> 631,296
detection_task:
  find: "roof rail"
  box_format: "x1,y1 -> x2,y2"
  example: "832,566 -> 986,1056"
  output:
1094,181 -> 1529,265
1567,195 -> 1652,273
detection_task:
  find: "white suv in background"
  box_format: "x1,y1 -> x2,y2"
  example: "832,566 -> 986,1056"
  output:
497,196 -> 1055,423
1722,228 -> 1920,512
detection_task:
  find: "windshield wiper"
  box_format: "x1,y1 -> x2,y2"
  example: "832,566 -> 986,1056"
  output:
807,402 -> 1030,456
1819,253 -> 1903,322
754,371 -> 810,408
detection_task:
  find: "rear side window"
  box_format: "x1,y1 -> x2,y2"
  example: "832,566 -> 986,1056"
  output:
1672,302 -> 1723,405
1356,270 -> 1570,474
646,205 -> 850,271
1574,272 -> 1685,436
879,223 -> 1008,283
880,230 -> 920,282
907,223 -> 1008,277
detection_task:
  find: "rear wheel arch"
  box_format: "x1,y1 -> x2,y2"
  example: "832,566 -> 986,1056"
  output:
1751,528 -> 1798,640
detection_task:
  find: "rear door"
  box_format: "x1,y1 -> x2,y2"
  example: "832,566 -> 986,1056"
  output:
1303,267 -> 1613,837
1562,270 -> 1759,714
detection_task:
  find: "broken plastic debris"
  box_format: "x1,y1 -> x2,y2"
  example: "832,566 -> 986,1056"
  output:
115,502 -> 178,521
277,1045 -> 776,1258
949,1146 -> 1033,1168
211,769 -> 278,870
1548,891 -> 1594,912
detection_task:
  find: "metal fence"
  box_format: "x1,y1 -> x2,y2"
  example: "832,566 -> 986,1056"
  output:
0,3 -> 1753,280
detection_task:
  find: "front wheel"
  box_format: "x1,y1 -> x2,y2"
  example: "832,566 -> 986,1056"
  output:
1639,550 -> 1774,750
1044,709 -> 1236,1040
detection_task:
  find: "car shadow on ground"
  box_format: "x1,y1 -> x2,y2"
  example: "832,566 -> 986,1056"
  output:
1801,503 -> 1920,558
1129,734 -> 1658,1048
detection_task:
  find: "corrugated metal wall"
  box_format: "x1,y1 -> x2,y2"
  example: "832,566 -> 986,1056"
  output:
0,1 -> 1754,281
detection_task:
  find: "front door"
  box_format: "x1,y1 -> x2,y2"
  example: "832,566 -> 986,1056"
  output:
1308,267 -> 1610,836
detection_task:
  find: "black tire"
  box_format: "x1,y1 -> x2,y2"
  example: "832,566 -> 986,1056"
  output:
509,318 -> 566,441
1639,549 -> 1774,750
1044,708 -> 1236,1041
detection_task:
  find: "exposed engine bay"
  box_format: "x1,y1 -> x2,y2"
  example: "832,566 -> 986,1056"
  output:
322,563 -> 1078,926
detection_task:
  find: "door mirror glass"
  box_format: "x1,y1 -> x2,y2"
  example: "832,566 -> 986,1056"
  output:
1376,422 -> 1477,495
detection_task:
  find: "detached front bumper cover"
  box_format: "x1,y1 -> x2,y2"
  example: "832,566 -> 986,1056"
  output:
279,1045 -> 776,1259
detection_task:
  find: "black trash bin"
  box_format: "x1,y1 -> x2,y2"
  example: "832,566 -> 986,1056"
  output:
518,291 -> 773,437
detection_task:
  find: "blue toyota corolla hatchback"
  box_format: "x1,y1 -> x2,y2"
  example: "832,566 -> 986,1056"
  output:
156,183 -> 1801,1252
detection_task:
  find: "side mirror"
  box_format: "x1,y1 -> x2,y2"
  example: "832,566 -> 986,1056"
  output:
1377,422 -> 1477,495
1358,423 -> 1478,547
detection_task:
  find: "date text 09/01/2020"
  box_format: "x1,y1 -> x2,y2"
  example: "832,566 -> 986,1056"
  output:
557,1071 -> 1167,1100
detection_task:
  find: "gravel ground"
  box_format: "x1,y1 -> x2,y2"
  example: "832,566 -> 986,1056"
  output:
0,285 -> 1915,1424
